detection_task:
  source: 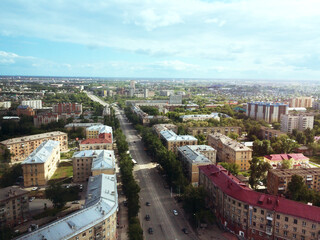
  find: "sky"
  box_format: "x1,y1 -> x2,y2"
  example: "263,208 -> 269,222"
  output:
0,0 -> 320,80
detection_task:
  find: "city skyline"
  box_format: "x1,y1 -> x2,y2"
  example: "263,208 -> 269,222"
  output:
1,0 -> 320,80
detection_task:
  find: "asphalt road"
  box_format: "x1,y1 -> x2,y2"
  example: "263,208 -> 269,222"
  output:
116,109 -> 197,240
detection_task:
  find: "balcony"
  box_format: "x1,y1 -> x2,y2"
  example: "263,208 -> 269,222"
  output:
266,226 -> 273,235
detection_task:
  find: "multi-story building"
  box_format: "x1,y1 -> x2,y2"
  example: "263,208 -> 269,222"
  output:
159,90 -> 174,96
64,122 -> 102,130
17,105 -> 35,116
152,124 -> 178,138
180,113 -> 221,122
289,97 -> 313,108
263,153 -> 309,169
0,186 -> 29,227
259,126 -> 286,140
187,126 -> 241,137
0,131 -> 68,163
22,140 -> 60,187
86,125 -> 113,140
79,138 -> 113,151
246,102 -> 288,123
178,145 -> 216,186
21,100 -> 42,109
17,174 -> 118,240
160,130 -> 198,154
33,112 -> 59,127
280,114 -> 314,133
0,101 -> 11,109
267,168 -> 320,195
199,164 -> 320,240
208,133 -> 252,171
169,95 -> 182,104
72,150 -> 116,182
52,103 -> 82,118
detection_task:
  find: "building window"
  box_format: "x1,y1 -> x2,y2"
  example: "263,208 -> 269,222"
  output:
294,219 -> 298,224
312,224 -> 316,229
302,229 -> 305,234
284,224 -> 288,229
82,232 -> 86,237
285,217 -> 288,222
260,224 -> 263,229
293,234 -> 296,238
302,221 -> 306,227
259,232 -> 263,236
293,227 -> 297,232
276,222 -> 279,227
301,236 -> 305,240
253,208 -> 257,213
283,231 -> 288,236
253,222 -> 256,226
261,210 -> 264,215
252,229 -> 255,233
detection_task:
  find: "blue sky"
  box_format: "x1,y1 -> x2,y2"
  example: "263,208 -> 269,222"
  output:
0,0 -> 320,80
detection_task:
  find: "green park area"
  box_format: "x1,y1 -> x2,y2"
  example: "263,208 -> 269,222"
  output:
51,162 -> 73,180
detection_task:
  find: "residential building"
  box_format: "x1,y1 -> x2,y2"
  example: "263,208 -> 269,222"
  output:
187,126 -> 241,137
17,105 -> 35,116
21,100 -> 42,109
33,112 -> 59,127
130,80 -> 135,90
246,102 -> 288,123
180,113 -> 221,122
17,174 -> 118,240
169,95 -> 182,104
263,153 -> 309,169
152,124 -> 178,138
259,126 -> 286,140
102,105 -> 111,116
159,90 -> 174,96
0,101 -> 11,109
86,125 -> 113,141
0,131 -> 68,163
199,164 -> 320,240
178,145 -> 216,186
267,168 -> 320,195
281,114 -> 314,133
208,133 -> 252,171
160,130 -> 198,154
72,150 -> 116,182
289,97 -> 313,108
22,140 -> 60,187
0,186 -> 29,227
80,138 -> 113,151
52,103 -> 82,118
64,123 -> 102,130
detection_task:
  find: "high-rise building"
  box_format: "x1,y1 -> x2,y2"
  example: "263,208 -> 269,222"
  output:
246,102 -> 288,123
130,80 -> 136,90
280,114 -> 314,133
289,97 -> 313,108
21,100 -> 42,109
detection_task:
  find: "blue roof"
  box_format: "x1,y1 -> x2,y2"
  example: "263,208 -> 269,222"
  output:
22,140 -> 59,164
160,130 -> 197,141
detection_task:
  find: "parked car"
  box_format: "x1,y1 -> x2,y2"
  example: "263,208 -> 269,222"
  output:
145,214 -> 150,221
146,202 -> 151,206
29,197 -> 35,202
173,209 -> 178,216
148,227 -> 153,234
31,187 -> 39,191
182,228 -> 189,234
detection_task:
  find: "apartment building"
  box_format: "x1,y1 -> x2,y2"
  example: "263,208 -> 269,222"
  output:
280,114 -> 314,133
208,132 -> 252,171
187,126 -> 241,137
17,105 -> 35,116
246,102 -> 288,123
0,101 -> 11,109
72,150 -> 116,182
263,153 -> 309,169
267,168 -> 320,195
52,102 -> 82,118
152,124 -> 178,138
160,130 -> 198,154
80,138 -> 113,151
0,131 -> 68,163
33,112 -> 59,127
21,100 -> 42,109
178,145 -> 216,186
180,113 -> 221,122
289,97 -> 313,108
259,126 -> 286,140
64,123 -> 102,130
0,186 -> 29,227
17,174 -> 118,240
86,125 -> 113,140
22,140 -> 60,187
199,164 -> 320,240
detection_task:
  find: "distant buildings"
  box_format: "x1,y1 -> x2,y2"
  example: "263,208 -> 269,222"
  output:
199,164 -> 320,240
208,132 -> 252,171
21,100 -> 42,109
280,114 -> 314,133
259,126 -> 286,140
0,101 -> 11,109
160,130 -> 197,154
0,186 -> 29,227
22,140 -> 60,187
0,131 -> 68,163
187,126 -> 241,137
178,145 -> 216,186
52,103 -> 82,118
289,97 -> 313,108
159,90 -> 174,96
180,113 -> 221,122
246,102 -> 288,123
17,105 -> 35,116
263,153 -> 309,169
17,174 -> 118,240
64,122 -> 101,130
267,168 -> 320,195
169,95 -> 182,104
33,112 -> 59,127
72,150 -> 116,182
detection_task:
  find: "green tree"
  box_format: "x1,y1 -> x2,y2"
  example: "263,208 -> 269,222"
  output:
128,217 -> 143,240
0,164 -> 22,188
219,162 -> 240,175
45,183 -> 67,209
271,135 -> 299,154
281,159 -> 292,169
287,175 -> 308,201
249,157 -> 271,189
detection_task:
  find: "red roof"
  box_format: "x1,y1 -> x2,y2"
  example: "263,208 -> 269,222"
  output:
264,153 -> 309,161
80,138 -> 112,144
199,165 -> 320,223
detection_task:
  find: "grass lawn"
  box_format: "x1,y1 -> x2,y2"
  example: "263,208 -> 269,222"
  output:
309,155 -> 320,164
61,150 -> 75,160
51,163 -> 73,180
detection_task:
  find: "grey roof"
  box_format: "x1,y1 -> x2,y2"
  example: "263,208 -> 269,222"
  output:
0,186 -> 28,202
0,131 -> 67,145
17,174 -> 118,240
210,132 -> 252,152
72,150 -> 115,171
160,130 -> 197,142
86,125 -> 113,134
22,140 -> 59,165
178,145 -> 215,164
64,123 -> 102,128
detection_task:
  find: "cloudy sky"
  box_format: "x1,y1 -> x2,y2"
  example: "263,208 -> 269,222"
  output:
0,0 -> 320,80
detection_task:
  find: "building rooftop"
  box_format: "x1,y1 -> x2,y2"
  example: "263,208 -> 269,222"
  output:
86,125 -> 113,134
91,151 -> 115,171
178,145 -> 215,164
209,132 -> 252,152
0,131 -> 67,145
160,130 -> 197,142
22,140 -> 59,164
17,174 -> 117,240
264,153 -> 309,161
180,112 -> 228,120
80,138 -> 112,144
269,168 -> 320,177
64,123 -> 102,128
248,102 -> 288,106
0,186 -> 28,202
17,105 -> 31,109
199,165 -> 320,223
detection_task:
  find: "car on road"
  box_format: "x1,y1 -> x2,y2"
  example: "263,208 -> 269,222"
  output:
146,202 -> 151,206
148,227 -> 153,234
145,214 -> 150,221
29,197 -> 35,202
182,228 -> 189,234
173,209 -> 178,216
31,187 -> 39,191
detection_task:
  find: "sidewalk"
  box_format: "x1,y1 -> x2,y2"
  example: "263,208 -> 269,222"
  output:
117,184 -> 128,240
